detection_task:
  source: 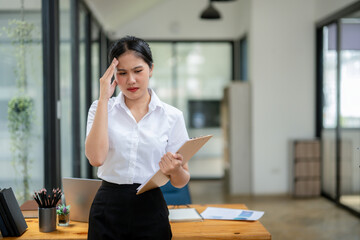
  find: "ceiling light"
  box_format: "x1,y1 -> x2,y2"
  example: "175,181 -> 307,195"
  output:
200,1 -> 221,20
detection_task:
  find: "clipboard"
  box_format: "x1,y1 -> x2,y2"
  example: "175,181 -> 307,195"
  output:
136,135 -> 213,195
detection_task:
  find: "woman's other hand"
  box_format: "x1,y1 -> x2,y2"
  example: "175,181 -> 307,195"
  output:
159,152 -> 184,176
99,58 -> 118,101
159,152 -> 190,188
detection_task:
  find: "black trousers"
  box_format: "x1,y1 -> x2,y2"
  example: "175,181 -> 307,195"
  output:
87,181 -> 172,240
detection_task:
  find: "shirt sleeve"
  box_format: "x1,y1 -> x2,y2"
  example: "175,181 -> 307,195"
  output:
86,100 -> 98,137
166,112 -> 189,153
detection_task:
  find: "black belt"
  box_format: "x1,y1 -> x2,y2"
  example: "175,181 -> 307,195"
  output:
101,180 -> 141,189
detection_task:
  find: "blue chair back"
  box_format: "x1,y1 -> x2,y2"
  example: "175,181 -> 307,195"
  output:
160,181 -> 192,205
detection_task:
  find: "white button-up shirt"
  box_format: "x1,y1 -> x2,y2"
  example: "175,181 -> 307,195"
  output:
86,89 -> 189,185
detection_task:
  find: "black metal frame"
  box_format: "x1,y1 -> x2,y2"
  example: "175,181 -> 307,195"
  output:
85,10 -> 93,178
316,1 -> 360,218
71,0 -> 81,178
100,30 -> 109,75
42,0 -> 61,189
315,27 -> 323,139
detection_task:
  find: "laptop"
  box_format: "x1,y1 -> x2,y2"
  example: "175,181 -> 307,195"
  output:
62,177 -> 102,222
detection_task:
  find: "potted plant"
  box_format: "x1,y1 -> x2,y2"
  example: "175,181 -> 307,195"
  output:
7,96 -> 33,200
3,2 -> 36,202
56,204 -> 70,226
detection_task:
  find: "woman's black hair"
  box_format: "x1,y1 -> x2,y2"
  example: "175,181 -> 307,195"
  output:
108,35 -> 153,69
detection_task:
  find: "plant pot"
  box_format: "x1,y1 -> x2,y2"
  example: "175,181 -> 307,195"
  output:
57,214 -> 70,226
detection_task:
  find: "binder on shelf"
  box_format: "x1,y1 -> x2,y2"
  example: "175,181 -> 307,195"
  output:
137,135 -> 213,195
0,188 -> 28,236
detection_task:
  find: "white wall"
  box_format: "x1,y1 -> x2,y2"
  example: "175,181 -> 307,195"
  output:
116,0 -> 359,194
249,0 -> 358,194
250,0 -> 316,194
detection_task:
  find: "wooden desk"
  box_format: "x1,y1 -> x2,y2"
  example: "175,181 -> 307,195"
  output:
170,204 -> 271,240
9,204 -> 271,240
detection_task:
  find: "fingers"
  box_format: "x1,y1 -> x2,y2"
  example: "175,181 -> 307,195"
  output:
101,58 -> 118,82
159,158 -> 169,176
174,153 -> 183,161
159,152 -> 185,176
162,153 -> 174,167
161,153 -> 182,169
160,155 -> 169,170
159,160 -> 165,172
166,152 -> 183,162
99,58 -> 118,100
110,79 -> 117,88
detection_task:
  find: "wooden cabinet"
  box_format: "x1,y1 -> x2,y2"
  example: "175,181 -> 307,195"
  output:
293,140 -> 321,197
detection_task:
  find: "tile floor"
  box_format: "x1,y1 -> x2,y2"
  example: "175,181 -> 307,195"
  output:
188,179 -> 360,240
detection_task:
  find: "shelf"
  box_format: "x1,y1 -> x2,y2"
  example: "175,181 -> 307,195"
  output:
293,140 -> 321,197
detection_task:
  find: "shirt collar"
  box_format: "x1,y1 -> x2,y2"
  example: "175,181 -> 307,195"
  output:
112,88 -> 163,112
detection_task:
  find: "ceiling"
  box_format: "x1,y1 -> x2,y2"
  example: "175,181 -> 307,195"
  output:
83,0 -> 167,35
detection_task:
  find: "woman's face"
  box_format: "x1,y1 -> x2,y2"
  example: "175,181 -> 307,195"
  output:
114,50 -> 153,102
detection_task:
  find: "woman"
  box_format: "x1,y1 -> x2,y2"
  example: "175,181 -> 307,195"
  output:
85,35 -> 190,239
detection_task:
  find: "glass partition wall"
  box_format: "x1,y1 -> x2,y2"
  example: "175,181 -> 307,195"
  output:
60,0 -> 73,179
318,6 -> 360,216
321,23 -> 338,200
59,1 -> 106,180
338,13 -> 360,213
0,0 -> 108,202
149,42 -> 233,178
79,3 -> 87,179
0,0 -> 44,204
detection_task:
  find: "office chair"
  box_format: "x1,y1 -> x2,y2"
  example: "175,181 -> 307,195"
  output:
160,181 -> 192,205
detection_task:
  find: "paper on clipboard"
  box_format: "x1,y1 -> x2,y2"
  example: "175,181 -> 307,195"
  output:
136,135 -> 212,195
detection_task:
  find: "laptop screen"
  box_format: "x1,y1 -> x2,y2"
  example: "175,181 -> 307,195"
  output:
62,177 -> 102,222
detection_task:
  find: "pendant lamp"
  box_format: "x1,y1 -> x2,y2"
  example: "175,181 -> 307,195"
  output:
200,0 -> 221,20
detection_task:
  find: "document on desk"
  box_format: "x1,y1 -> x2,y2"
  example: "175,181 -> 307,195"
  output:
200,207 -> 264,221
169,208 -> 203,222
136,135 -> 213,195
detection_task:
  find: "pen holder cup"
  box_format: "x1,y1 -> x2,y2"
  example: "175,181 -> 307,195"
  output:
38,207 -> 56,232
